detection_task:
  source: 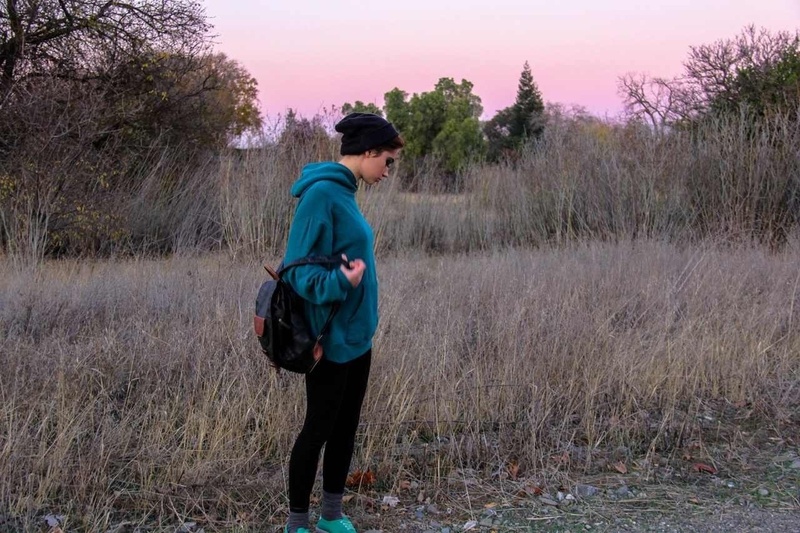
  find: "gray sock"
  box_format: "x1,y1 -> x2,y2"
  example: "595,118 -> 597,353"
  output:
287,511 -> 309,532
321,490 -> 343,521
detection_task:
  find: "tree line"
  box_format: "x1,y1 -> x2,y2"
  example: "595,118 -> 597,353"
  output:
336,25 -> 798,187
0,4 -> 797,258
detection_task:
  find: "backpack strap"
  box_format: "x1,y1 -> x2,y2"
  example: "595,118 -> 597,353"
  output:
277,255 -> 348,275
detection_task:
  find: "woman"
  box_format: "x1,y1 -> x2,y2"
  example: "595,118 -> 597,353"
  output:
281,112 -> 404,533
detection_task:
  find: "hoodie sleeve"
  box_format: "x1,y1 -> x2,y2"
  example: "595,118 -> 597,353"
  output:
283,208 -> 352,305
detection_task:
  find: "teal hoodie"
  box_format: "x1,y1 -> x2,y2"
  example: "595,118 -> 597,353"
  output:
282,162 -> 378,363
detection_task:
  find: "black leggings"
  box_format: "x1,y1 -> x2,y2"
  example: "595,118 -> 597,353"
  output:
289,350 -> 371,512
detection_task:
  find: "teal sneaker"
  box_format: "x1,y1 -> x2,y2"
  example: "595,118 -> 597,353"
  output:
284,527 -> 311,533
316,516 -> 357,533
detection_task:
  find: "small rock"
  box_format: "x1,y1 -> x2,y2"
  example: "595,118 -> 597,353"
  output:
790,460 -> 800,470
613,446 -> 631,459
615,485 -> 631,498
540,496 -> 559,507
758,488 -> 770,496
462,519 -> 478,530
427,504 -> 441,515
382,495 -> 400,508
479,517 -> 494,527
574,484 -> 600,498
45,515 -> 65,527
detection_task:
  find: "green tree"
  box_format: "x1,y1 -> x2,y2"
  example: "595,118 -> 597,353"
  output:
100,51 -> 262,150
383,87 -> 410,133
510,61 -> 545,140
482,107 -> 515,162
341,101 -> 383,117
483,61 -> 545,161
715,42 -> 800,118
384,78 -> 485,175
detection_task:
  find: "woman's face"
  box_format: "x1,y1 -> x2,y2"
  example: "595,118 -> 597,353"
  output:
361,148 -> 401,185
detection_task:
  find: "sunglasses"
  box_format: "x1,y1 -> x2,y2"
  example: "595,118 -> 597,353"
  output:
385,157 -> 395,168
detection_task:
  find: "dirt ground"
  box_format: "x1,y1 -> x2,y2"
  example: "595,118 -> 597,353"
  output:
301,445 -> 800,533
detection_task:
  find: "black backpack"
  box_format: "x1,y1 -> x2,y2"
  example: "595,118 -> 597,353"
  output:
254,256 -> 346,373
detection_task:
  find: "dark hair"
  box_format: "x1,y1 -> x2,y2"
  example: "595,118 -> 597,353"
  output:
371,135 -> 405,153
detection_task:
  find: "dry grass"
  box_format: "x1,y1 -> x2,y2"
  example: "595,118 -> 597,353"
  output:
6,110 -> 796,262
1,239 -> 799,530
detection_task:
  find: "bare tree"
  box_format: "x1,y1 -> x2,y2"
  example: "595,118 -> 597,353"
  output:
0,1 -> 210,105
619,26 -> 800,127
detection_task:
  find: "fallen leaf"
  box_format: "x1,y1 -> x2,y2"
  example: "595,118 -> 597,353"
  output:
613,461 -> 628,474
346,469 -> 376,488
689,497 -> 700,504
399,480 -> 412,491
507,461 -> 520,480
342,494 -> 355,503
550,452 -> 570,465
484,502 -> 497,509
692,463 -> 718,475
530,485 -> 544,496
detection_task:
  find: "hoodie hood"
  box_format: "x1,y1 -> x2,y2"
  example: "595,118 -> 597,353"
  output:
291,162 -> 357,198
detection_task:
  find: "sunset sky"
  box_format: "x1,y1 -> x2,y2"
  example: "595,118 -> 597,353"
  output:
203,0 -> 799,122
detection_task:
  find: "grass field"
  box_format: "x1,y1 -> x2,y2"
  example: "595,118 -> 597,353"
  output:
1,239 -> 799,531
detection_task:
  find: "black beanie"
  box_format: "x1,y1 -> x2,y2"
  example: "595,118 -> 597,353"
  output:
335,112 -> 400,155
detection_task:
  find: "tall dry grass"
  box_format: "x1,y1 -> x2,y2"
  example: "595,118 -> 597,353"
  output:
1,240 -> 798,530
4,110 -> 795,261
219,111 -> 799,257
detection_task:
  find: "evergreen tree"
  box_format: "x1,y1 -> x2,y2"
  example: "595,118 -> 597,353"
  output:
510,61 -> 545,141
483,61 -> 545,161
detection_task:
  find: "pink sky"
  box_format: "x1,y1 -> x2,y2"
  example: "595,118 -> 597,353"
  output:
203,0 -> 799,121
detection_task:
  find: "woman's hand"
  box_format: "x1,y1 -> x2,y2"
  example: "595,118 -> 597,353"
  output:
340,254 -> 365,288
